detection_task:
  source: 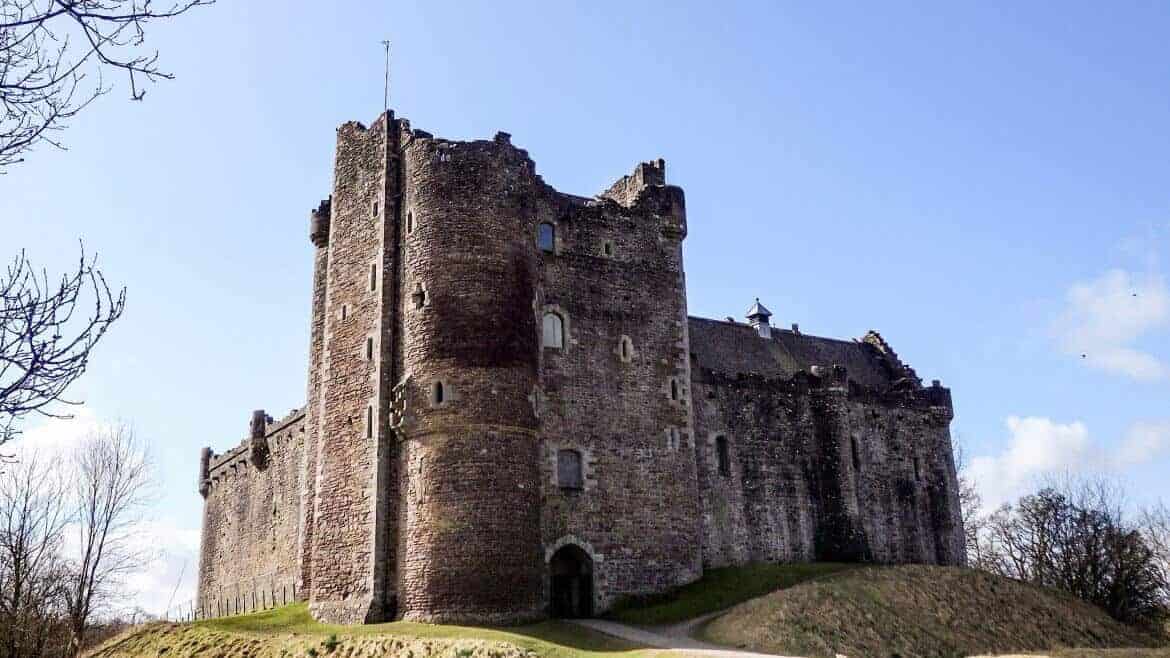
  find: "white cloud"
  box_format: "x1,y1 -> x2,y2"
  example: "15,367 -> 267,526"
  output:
120,519 -> 202,618
966,416 -> 1091,510
1056,269 -> 1170,381
965,416 -> 1170,511
7,406 -> 105,457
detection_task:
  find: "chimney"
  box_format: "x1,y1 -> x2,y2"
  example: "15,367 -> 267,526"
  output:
745,298 -> 773,339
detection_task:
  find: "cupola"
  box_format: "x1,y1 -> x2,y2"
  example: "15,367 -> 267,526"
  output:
746,298 -> 773,338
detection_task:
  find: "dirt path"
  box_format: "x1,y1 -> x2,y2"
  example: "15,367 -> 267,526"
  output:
567,618 -> 806,658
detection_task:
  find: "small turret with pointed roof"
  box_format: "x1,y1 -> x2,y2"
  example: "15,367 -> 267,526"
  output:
746,298 -> 773,338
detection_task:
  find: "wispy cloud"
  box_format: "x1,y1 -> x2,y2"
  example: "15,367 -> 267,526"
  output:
1055,269 -> 1169,381
1114,420 -> 1170,468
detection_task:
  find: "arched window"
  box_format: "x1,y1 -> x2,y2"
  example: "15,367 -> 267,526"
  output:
716,436 -> 731,477
619,336 -> 632,362
538,223 -> 556,253
433,381 -> 445,405
558,449 -> 583,490
543,312 -> 564,349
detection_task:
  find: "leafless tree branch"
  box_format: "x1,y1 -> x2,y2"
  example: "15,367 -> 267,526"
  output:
0,243 -> 125,450
0,0 -> 214,170
63,422 -> 153,655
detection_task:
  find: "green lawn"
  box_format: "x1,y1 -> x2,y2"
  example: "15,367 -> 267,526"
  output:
606,562 -> 856,626
195,603 -> 649,658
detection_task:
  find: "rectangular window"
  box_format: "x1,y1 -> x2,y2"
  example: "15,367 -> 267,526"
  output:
557,449 -> 583,490
369,263 -> 377,291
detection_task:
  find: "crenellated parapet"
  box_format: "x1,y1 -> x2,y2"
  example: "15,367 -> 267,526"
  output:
200,407 -> 306,493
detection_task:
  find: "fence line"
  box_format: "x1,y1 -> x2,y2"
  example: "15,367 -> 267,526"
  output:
163,573 -> 300,622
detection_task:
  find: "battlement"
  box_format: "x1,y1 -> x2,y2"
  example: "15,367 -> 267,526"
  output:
198,406 -> 305,494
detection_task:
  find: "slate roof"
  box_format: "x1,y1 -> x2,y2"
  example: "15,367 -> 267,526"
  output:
745,298 -> 772,319
687,316 -> 900,391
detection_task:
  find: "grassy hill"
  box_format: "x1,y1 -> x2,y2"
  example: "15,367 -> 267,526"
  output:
85,565 -> 1169,658
84,604 -> 658,658
702,565 -> 1168,658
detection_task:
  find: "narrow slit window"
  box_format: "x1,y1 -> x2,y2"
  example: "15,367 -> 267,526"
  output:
670,379 -> 680,401
340,305 -> 348,321
366,406 -> 374,438
365,336 -> 374,361
543,312 -> 564,348
407,211 -> 414,234
433,381 -> 444,404
851,437 -> 862,472
716,436 -> 731,477
369,263 -> 377,291
913,454 -> 922,481
602,240 -> 614,257
372,200 -> 379,217
538,223 -> 555,253
620,336 -> 631,361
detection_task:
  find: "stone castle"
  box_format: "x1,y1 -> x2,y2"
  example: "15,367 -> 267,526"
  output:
195,109 -> 965,625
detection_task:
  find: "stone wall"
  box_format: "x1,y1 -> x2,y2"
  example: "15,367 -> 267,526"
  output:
306,114 -> 399,624
690,321 -> 965,570
391,130 -> 545,624
196,411 -> 306,616
537,161 -> 702,613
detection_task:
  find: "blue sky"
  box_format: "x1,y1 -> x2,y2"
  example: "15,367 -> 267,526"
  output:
4,0 -> 1169,614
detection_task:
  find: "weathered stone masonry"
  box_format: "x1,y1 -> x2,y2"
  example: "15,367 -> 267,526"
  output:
195,108 -> 965,625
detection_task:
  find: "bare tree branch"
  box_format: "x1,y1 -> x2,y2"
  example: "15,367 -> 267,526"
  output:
0,0 -> 214,170
0,449 -> 71,658
0,243 -> 125,450
63,422 -> 152,655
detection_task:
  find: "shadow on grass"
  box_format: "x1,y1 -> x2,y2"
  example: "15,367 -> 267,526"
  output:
607,562 -> 858,626
197,604 -> 653,657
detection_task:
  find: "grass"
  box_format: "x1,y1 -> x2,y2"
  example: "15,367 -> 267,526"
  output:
83,602 -> 665,658
702,565 -> 1169,658
189,603 -> 647,658
607,561 -> 856,626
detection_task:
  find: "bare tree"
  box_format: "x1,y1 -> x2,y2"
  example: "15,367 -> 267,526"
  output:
0,245 -> 125,448
1142,502 -> 1170,607
0,0 -> 213,169
974,477 -> 1167,628
952,433 -> 986,566
63,423 -> 151,655
0,450 -> 71,658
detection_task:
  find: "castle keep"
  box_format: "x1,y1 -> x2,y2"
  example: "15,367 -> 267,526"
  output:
195,110 -> 965,625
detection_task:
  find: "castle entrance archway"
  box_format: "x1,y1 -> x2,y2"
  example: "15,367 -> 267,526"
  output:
549,544 -> 593,618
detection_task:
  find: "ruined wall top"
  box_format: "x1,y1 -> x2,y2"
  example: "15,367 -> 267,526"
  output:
600,159 -> 667,206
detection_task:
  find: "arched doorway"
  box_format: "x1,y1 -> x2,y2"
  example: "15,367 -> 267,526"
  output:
549,544 -> 593,618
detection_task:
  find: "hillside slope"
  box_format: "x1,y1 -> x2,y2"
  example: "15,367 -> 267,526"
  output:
83,604 -> 652,658
703,565 -> 1166,658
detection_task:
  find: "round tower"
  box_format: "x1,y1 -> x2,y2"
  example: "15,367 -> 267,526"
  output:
395,133 -> 544,624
